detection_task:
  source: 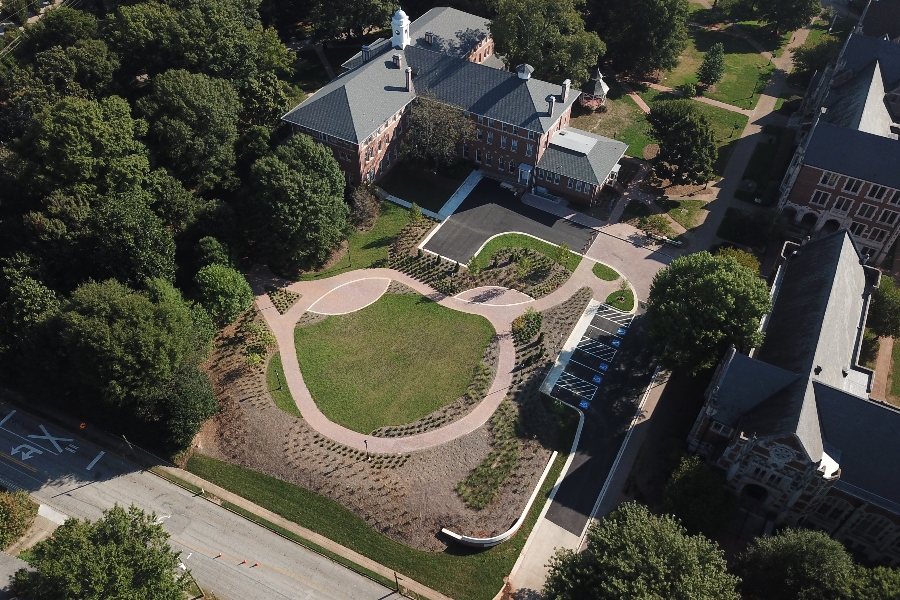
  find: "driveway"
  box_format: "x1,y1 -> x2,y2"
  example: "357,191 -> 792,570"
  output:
423,178 -> 595,263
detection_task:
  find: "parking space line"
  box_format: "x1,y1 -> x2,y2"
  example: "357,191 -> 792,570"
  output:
555,373 -> 597,401
587,323 -> 623,337
569,358 -> 604,374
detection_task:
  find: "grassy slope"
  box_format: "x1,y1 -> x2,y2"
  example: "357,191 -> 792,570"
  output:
299,202 -> 409,280
569,85 -> 652,160
295,294 -> 495,433
266,353 -> 301,418
657,198 -> 708,230
185,403 -> 578,600
471,233 -> 583,271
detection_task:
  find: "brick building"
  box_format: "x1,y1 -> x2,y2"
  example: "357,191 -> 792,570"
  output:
777,33 -> 900,265
281,7 -> 626,206
688,231 -> 900,565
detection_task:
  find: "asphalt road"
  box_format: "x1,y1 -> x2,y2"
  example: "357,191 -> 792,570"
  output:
423,178 -> 595,263
0,402 -> 394,600
545,309 -> 656,535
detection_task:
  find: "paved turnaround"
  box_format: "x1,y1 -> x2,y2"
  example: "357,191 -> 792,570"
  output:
0,402 -> 393,600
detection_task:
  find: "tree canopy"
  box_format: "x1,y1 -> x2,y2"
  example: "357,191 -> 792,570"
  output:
867,276 -> 900,338
245,134 -> 349,272
309,0 -> 393,41
543,502 -> 739,600
793,35 -> 843,75
697,42 -> 725,87
403,90 -> 476,171
194,263 -> 254,326
646,251 -> 771,373
647,100 -> 716,185
588,0 -> 689,74
14,504 -> 187,600
754,0 -> 820,35
490,0 -> 605,85
662,454 -> 738,536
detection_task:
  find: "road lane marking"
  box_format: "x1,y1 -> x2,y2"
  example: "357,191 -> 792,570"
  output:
0,410 -> 15,427
0,451 -> 37,472
86,451 -> 105,471
28,425 -> 73,453
0,426 -> 60,455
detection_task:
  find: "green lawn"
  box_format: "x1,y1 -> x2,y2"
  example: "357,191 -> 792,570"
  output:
606,287 -> 635,311
737,20 -> 793,57
380,164 -> 472,214
569,85 -> 653,160
592,262 -> 620,281
806,16 -> 857,46
184,404 -> 578,600
890,338 -> 900,408
266,353 -> 301,418
656,198 -> 708,230
294,294 -> 495,433
471,233 -> 583,271
299,201 -> 410,280
661,28 -> 773,110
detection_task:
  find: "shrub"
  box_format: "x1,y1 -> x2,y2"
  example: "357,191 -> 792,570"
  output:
678,82 -> 698,97
194,263 -> 254,325
639,214 -> 673,238
0,490 -> 38,550
512,307 -> 543,345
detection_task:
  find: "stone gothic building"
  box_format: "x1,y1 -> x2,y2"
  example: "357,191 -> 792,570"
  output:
688,231 -> 900,565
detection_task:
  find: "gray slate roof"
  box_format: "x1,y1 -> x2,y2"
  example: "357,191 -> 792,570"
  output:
409,7 -> 490,58
535,127 -> 627,186
282,8 -> 579,144
582,67 -> 610,97
727,232 -> 869,462
860,0 -> 900,42
804,122 -> 900,189
707,350 -> 798,428
839,33 -> 900,87
823,60 -> 895,137
816,383 -> 900,513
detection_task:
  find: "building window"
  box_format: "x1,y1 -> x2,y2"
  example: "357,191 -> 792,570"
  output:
853,513 -> 892,542
575,181 -> 582,191
498,156 -> 504,170
488,118 -> 494,127
477,115 -> 483,124
509,161 -> 515,173
511,139 -> 518,152
475,148 -> 481,163
526,144 -> 533,157
867,185 -> 890,200
810,190 -> 829,206
843,178 -> 863,194
709,421 -> 734,436
500,136 -> 507,149
385,153 -> 391,166
477,129 -> 483,141
567,178 -> 574,189
815,496 -> 851,522
501,122 -> 507,132
513,126 -> 519,135
857,203 -> 877,219
849,222 -> 866,236
536,169 -> 543,180
868,228 -> 887,242
463,145 -> 469,159
487,132 -> 493,145
878,209 -> 899,225
528,131 -> 535,140
393,147 -> 399,159
554,173 -> 560,185
379,159 -> 384,174
378,139 -> 383,151
486,152 -> 492,167
398,121 -> 402,134
833,197 -> 853,213
889,190 -> 900,205
820,171 -> 839,187
585,184 -> 592,195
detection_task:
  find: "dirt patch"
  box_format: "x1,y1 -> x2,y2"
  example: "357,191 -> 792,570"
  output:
197,289 -> 592,551
642,143 -> 659,160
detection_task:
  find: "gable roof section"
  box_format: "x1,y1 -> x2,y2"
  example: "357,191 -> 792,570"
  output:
738,232 -> 868,460
535,127 -> 627,186
840,31 -> 900,85
707,351 -> 799,428
860,0 -> 900,41
803,122 -> 900,189
409,7 -> 490,57
816,382 -> 900,512
824,60 -> 895,137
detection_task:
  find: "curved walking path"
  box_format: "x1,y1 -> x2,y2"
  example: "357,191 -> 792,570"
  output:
251,258 -> 619,455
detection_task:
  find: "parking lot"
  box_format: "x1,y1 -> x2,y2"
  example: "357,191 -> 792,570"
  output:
423,178 -> 595,264
542,304 -> 655,535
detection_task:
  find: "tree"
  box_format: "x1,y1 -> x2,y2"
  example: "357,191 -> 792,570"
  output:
755,0 -> 820,35
543,502 -> 739,600
194,263 -> 253,325
716,246 -> 760,274
647,100 -> 716,185
309,0 -> 393,41
195,236 -> 234,269
137,69 -> 241,191
490,0 -> 605,85
245,134 -> 349,271
0,273 -> 59,364
850,566 -> 900,600
589,0 -> 689,74
697,42 -> 725,87
14,504 -> 187,600
662,455 -> 738,536
793,35 -> 843,75
867,276 -> 900,338
736,528 -> 855,600
403,90 -> 476,172
0,490 -> 38,550
646,251 -> 771,373
639,213 -> 673,238
349,185 -> 380,229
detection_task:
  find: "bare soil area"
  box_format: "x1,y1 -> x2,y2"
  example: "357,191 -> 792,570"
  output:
195,286 -> 592,551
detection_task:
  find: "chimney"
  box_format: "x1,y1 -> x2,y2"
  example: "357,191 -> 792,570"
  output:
405,66 -> 413,93
547,95 -> 555,116
362,45 -> 371,63
561,79 -> 571,102
393,53 -> 402,68
425,30 -> 434,45
516,64 -> 534,80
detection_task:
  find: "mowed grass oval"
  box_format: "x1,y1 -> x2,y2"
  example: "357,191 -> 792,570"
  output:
295,293 -> 495,434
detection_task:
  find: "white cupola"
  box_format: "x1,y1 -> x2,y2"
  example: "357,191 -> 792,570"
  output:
391,8 -> 410,49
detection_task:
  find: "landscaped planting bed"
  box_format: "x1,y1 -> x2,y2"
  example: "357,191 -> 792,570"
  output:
294,292 -> 496,434
265,286 -> 300,314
